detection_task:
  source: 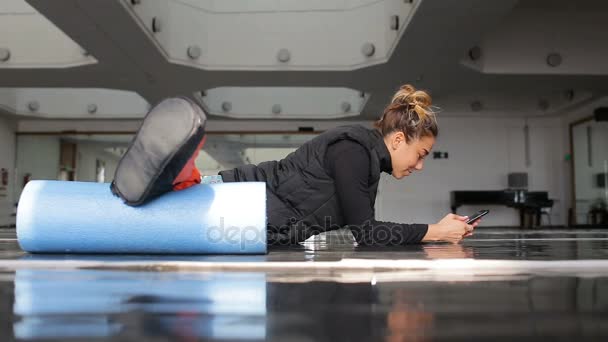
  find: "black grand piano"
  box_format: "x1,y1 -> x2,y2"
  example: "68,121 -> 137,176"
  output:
451,190 -> 554,227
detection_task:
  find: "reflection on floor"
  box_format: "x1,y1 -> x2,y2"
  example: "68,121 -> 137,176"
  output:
1,228 -> 608,341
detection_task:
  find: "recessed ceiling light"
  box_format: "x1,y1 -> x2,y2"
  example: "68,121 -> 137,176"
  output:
277,49 -> 291,63
361,43 -> 375,57
546,53 -> 562,67
468,46 -> 482,61
0,48 -> 10,62
187,45 -> 202,60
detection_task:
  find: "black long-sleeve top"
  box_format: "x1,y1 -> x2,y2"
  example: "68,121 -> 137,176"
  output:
324,139 -> 428,246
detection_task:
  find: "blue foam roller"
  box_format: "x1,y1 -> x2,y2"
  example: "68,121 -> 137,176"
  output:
17,180 -> 267,254
13,269 -> 267,339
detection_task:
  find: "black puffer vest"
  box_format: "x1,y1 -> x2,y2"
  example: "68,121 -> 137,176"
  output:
219,125 -> 386,244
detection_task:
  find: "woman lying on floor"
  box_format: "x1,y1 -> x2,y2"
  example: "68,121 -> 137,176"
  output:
110,84 -> 479,247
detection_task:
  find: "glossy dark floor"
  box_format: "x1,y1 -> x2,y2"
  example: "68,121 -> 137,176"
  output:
1,228 -> 608,341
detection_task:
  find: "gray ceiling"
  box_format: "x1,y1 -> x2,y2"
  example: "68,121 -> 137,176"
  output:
1,0 -> 607,121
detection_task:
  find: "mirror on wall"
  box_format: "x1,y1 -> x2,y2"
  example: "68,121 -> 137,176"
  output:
572,119 -> 608,225
14,133 -> 318,202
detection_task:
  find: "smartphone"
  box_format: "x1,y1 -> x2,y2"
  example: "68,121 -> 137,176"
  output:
466,209 -> 489,224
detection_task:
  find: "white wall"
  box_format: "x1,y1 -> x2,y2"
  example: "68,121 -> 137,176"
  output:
376,115 -> 566,227
15,135 -> 60,199
0,115 -> 16,226
245,147 -> 297,166
560,96 -> 608,224
196,150 -> 223,177
75,142 -> 120,183
15,137 -> 121,203
572,121 -> 608,221
196,145 -> 299,177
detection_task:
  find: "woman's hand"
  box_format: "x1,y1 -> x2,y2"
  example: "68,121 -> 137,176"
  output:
463,218 -> 481,237
422,213 -> 476,244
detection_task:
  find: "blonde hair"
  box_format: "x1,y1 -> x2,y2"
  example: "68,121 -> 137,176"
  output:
374,84 -> 438,142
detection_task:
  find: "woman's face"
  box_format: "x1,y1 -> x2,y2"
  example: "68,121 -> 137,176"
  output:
384,132 -> 435,179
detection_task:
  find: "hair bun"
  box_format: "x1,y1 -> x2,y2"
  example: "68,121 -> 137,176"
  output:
375,83 -> 438,141
391,85 -> 416,105
392,84 -> 432,108
413,104 -> 427,120
390,84 -> 433,123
